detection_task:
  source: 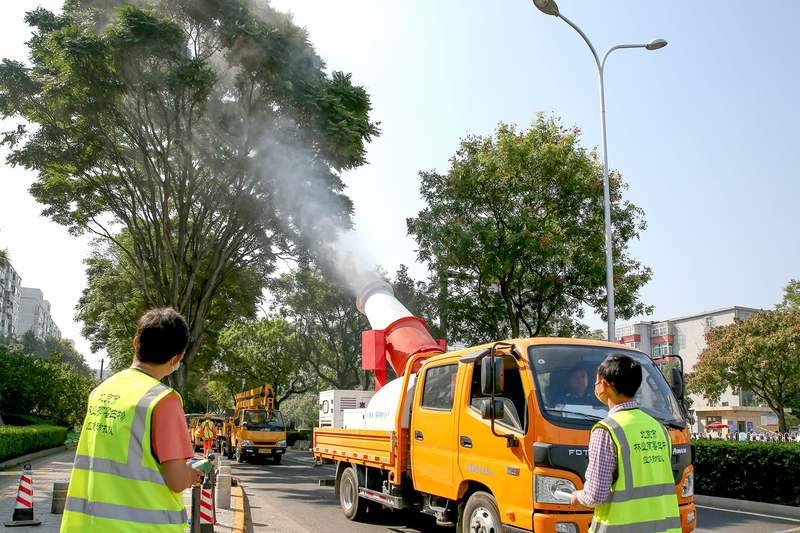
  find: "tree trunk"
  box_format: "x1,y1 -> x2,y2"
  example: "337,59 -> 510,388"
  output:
777,406 -> 787,433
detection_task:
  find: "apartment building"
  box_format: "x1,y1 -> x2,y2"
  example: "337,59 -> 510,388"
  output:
616,306 -> 777,433
16,287 -> 61,340
0,259 -> 22,338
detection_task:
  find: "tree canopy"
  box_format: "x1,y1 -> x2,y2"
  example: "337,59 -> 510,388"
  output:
689,310 -> 800,432
0,0 -> 377,392
407,116 -> 651,344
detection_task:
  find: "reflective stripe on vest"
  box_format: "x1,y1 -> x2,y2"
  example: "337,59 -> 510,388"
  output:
590,516 -> 682,533
588,408 -> 681,533
65,497 -> 186,525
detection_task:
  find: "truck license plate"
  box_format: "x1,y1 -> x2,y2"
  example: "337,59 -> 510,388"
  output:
258,448 -> 271,454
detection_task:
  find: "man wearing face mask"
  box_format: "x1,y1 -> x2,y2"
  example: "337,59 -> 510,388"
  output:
61,308 -> 200,532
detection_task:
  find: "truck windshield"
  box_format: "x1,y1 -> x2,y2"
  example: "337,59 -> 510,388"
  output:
243,410 -> 284,431
528,345 -> 684,429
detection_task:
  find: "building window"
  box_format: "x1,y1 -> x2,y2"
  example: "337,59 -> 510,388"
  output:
625,342 -> 641,350
705,316 -> 715,332
616,324 -> 635,338
651,322 -> 671,337
651,343 -> 673,357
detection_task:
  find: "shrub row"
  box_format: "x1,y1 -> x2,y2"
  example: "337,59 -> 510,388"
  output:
0,425 -> 68,463
694,439 -> 800,506
287,429 -> 312,446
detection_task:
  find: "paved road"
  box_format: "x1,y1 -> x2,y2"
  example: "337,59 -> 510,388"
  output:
234,450 -> 800,533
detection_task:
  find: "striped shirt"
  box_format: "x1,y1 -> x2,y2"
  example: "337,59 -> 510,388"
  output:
574,401 -> 640,508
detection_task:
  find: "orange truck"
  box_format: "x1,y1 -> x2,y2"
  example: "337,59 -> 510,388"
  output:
224,384 -> 288,464
313,281 -> 696,533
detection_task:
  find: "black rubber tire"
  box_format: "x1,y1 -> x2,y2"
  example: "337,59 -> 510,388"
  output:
338,467 -> 367,521
272,455 -> 282,465
459,491 -> 501,533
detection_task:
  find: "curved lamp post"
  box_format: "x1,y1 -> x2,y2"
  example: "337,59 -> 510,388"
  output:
532,0 -> 666,341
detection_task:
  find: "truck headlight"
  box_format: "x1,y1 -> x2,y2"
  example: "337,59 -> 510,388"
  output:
535,475 -> 577,504
277,440 -> 287,448
681,472 -> 694,498
240,440 -> 252,447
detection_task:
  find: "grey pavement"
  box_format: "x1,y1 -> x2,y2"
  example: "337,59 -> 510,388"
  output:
0,449 -> 233,532
234,450 -> 800,533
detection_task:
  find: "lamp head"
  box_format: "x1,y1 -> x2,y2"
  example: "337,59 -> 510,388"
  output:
532,0 -> 559,16
646,38 -> 668,51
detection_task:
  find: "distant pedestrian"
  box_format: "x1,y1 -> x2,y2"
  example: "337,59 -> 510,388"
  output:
199,414 -> 217,456
571,354 -> 680,533
61,308 -> 200,532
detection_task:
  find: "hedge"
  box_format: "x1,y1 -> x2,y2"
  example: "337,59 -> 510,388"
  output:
694,439 -> 800,506
0,425 -> 68,463
287,429 -> 312,446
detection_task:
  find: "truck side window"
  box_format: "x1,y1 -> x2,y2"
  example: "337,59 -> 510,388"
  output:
421,364 -> 458,411
470,356 -> 528,433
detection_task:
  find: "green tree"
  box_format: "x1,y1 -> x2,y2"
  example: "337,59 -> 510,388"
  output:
0,1 -> 377,392
216,317 -> 311,407
777,279 -> 800,311
270,266 -> 371,390
17,331 -> 92,375
407,116 -> 652,345
280,393 -> 319,429
77,237 -> 262,385
689,310 -> 800,432
0,347 -> 96,427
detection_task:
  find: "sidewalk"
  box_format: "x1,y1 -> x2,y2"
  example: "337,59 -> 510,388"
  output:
0,449 -> 234,531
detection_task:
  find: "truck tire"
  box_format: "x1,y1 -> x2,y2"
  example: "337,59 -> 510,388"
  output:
338,466 -> 367,521
460,491 -> 501,533
272,455 -> 282,465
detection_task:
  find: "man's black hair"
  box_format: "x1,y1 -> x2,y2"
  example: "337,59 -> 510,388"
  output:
597,354 -> 642,398
135,307 -> 189,365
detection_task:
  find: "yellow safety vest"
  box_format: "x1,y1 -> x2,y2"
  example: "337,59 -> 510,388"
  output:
201,419 -> 215,439
61,368 -> 187,532
589,408 -> 681,533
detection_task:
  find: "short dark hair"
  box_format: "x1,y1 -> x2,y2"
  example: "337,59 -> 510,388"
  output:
597,354 -> 642,398
135,308 -> 189,365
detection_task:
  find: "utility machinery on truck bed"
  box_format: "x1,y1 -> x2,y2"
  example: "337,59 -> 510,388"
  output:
225,384 -> 287,464
314,281 -> 696,533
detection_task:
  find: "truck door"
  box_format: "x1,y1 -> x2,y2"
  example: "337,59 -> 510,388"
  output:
457,355 -> 532,530
410,362 -> 460,498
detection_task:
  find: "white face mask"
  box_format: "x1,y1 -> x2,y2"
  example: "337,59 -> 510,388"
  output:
171,359 -> 182,374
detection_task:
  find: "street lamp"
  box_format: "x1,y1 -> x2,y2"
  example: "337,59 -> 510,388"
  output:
532,0 -> 667,342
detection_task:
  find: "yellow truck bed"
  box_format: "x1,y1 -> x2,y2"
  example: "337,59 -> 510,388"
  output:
313,427 -> 400,472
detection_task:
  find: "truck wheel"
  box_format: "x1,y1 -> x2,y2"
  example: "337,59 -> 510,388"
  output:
460,491 -> 501,533
338,467 -> 367,521
272,455 -> 282,465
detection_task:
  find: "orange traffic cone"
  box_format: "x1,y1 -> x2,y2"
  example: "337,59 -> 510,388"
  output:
4,463 -> 41,527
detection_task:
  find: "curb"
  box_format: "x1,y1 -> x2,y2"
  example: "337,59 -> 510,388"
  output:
232,482 -> 246,533
696,495 -> 800,520
0,444 -> 74,470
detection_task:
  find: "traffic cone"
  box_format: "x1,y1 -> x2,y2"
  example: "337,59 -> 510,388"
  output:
4,463 -> 41,527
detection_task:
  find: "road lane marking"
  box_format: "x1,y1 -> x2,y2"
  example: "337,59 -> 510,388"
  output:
772,528 -> 800,533
697,505 -> 800,523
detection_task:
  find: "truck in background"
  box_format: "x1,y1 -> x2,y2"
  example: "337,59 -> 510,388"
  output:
224,384 -> 287,464
313,281 -> 696,533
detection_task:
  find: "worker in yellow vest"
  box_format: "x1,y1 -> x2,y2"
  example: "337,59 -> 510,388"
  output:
61,308 -> 200,532
570,354 -> 681,533
199,414 -> 217,456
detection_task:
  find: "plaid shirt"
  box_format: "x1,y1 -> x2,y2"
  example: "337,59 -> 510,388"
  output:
574,401 -> 640,508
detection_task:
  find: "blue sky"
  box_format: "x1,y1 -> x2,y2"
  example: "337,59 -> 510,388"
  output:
1,1 -> 798,364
